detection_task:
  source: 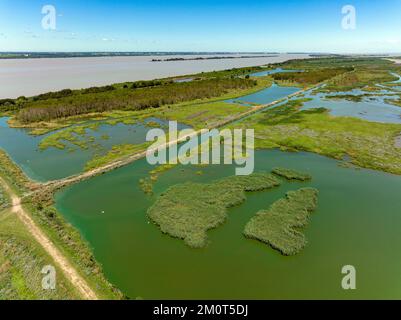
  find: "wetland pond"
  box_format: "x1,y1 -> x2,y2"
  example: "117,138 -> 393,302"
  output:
225,83 -> 300,106
0,117 -> 188,182
55,149 -> 401,299
295,88 -> 401,124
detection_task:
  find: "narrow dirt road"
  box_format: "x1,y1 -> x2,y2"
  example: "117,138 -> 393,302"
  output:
0,178 -> 98,300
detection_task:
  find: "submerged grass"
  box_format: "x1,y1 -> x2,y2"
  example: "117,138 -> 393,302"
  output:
272,167 -> 312,181
84,142 -> 151,171
148,173 -> 281,248
228,99 -> 401,175
244,188 -> 319,256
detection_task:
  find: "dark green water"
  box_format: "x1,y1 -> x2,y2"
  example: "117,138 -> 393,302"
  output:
55,150 -> 401,299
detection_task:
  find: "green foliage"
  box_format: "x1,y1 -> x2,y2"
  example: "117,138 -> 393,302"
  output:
244,188 -> 319,256
32,89 -> 73,101
82,85 -> 116,94
131,80 -> 167,89
38,124 -> 101,151
325,94 -> 364,102
148,173 -> 281,248
17,78 -> 257,123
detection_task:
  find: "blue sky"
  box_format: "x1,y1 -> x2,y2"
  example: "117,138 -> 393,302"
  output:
0,0 -> 400,53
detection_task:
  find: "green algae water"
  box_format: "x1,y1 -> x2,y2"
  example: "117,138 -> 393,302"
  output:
55,150 -> 401,299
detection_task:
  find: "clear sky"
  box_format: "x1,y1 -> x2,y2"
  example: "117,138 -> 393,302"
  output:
0,0 -> 400,53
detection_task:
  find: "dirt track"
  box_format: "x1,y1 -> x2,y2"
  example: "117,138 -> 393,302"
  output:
0,178 -> 98,300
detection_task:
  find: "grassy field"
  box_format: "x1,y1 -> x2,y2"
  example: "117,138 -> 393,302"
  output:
228,99 -> 401,175
148,173 -> 281,248
275,57 -> 400,92
244,188 -> 319,256
0,209 -> 81,300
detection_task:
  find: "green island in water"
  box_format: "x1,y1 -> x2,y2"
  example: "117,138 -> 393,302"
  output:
244,188 -> 319,256
148,173 -> 282,248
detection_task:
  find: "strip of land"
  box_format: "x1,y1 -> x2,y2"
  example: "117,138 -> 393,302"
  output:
0,177 -> 98,300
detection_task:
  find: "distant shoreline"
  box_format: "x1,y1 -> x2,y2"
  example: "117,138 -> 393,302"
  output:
0,53 -> 312,98
151,55 -> 278,62
0,52 -> 282,60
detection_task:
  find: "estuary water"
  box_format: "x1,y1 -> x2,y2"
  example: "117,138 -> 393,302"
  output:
0,53 -> 310,99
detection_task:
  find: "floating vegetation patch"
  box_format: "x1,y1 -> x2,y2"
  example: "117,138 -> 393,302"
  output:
38,123 -> 101,151
139,177 -> 154,195
147,173 -> 281,248
272,167 -> 312,181
243,188 -> 319,256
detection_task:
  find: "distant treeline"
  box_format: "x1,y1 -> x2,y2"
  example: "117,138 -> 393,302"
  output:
17,78 -> 257,123
271,67 -> 353,85
151,55 -> 277,62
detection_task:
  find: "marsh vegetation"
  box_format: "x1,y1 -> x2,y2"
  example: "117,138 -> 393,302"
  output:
147,173 -> 281,248
228,98 -> 401,175
244,188 -> 319,256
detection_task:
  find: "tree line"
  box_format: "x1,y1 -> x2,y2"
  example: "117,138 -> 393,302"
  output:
17,78 -> 257,123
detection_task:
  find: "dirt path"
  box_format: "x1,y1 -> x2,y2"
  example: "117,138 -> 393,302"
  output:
0,178 -> 98,300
